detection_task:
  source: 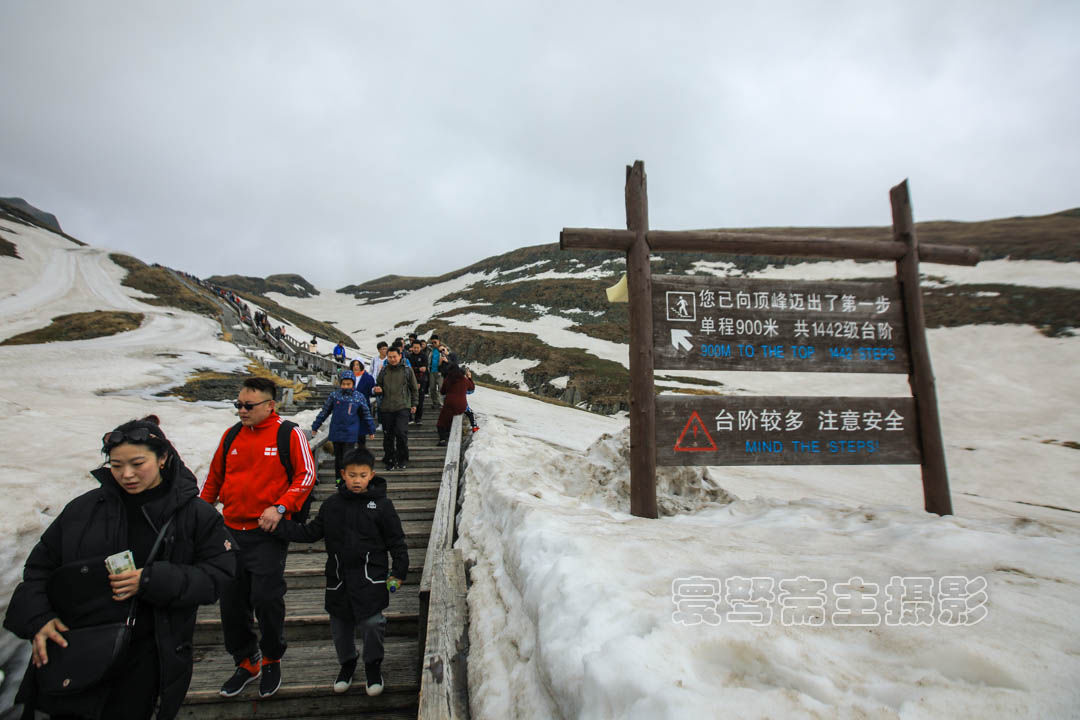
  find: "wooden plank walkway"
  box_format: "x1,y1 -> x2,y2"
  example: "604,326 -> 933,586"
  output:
182,423 -> 452,718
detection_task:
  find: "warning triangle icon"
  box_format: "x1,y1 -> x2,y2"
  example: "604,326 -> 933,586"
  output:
674,411 -> 717,452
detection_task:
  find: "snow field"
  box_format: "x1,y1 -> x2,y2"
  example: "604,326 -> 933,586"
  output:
468,357 -> 540,391
458,413 -> 1080,719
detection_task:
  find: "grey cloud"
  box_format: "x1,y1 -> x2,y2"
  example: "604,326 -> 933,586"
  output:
2,1 -> 1077,287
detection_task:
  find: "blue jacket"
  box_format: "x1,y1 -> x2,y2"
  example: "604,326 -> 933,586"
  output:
353,371 -> 376,402
430,347 -> 441,373
312,388 -> 376,442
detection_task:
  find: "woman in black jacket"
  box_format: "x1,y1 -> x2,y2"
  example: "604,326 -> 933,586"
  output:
3,416 -> 236,719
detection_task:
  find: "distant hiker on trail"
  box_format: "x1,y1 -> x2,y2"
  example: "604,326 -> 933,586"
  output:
312,369 -> 376,481
370,341 -> 389,385
3,416 -> 234,720
333,341 -> 346,364
437,362 -> 475,446
369,342 -> 389,429
199,377 -> 317,699
373,346 -> 418,471
406,339 -> 430,426
274,448 -> 407,697
440,343 -> 458,367
465,382 -> 479,434
349,358 -> 377,410
308,336 -> 318,353
428,335 -> 443,410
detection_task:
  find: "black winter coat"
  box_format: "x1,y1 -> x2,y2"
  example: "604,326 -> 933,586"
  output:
279,477 -> 408,622
3,461 -> 235,720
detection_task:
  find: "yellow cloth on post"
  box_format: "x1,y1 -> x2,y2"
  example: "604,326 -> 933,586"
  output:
606,273 -> 628,303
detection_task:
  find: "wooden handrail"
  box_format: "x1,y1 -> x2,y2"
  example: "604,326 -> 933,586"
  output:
418,413 -> 470,719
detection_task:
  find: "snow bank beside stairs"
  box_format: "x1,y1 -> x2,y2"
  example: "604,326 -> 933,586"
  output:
457,416 -> 1080,719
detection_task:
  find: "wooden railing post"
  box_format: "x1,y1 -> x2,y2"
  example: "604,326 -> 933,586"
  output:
890,180 -> 953,516
625,161 -> 658,519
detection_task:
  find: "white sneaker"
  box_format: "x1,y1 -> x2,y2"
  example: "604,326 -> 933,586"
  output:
364,660 -> 383,696
334,659 -> 356,694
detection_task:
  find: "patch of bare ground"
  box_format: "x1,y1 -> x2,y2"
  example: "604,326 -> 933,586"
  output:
157,362 -> 310,403
110,254 -> 221,318
0,234 -> 18,258
1,311 -> 144,345
922,284 -> 1079,338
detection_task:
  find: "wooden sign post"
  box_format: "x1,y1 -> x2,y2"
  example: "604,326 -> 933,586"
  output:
561,161 -> 978,518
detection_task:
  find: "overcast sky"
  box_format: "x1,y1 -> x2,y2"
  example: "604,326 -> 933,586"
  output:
2,1 -> 1078,288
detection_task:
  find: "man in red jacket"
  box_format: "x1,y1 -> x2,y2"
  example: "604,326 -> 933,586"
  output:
200,377 -> 316,698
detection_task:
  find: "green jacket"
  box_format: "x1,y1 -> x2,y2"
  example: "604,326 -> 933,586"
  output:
377,362 -> 419,412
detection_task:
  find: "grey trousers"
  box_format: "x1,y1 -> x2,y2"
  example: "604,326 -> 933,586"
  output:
331,611 -> 387,664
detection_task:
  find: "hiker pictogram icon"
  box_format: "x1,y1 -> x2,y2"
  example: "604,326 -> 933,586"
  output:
673,411 -> 717,452
665,291 -> 696,322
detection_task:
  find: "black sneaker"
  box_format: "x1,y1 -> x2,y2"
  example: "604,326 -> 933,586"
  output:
219,656 -> 261,697
259,659 -> 281,698
384,460 -> 395,471
334,658 -> 357,694
396,462 -> 407,471
364,660 -> 383,697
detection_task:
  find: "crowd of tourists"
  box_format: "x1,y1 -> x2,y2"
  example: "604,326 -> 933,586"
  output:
4,326 -> 480,719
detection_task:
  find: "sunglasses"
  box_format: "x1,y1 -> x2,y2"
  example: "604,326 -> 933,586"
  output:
102,427 -> 161,451
234,399 -> 272,411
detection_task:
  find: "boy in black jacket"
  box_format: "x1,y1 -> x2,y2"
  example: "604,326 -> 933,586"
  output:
277,448 -> 408,696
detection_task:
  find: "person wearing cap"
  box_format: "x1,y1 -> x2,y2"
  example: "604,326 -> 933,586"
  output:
313,369 -> 377,481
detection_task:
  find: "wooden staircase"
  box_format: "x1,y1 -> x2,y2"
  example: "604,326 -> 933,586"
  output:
180,423 -> 453,719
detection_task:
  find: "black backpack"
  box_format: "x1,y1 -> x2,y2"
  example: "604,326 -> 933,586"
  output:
220,419 -> 313,522
220,420 -> 298,479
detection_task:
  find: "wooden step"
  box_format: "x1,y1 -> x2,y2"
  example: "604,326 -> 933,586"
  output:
317,448 -> 450,464
306,498 -> 434,522
194,586 -> 420,644
286,521 -> 432,552
375,467 -> 444,480
284,547 -> 426,589
181,637 -> 419,719
310,468 -> 444,483
318,454 -> 446,471
312,481 -> 441,501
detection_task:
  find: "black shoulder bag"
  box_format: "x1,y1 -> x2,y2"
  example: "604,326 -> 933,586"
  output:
36,516 -> 174,696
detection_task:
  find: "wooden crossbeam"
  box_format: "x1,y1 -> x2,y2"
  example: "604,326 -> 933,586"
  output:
559,162 -> 962,518
560,229 -> 980,266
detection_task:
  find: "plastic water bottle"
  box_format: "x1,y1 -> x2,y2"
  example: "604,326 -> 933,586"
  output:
386,578 -> 400,593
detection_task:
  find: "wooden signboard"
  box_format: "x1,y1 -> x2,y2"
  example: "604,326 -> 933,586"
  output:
656,395 -> 920,466
560,161 -> 977,517
652,276 -> 909,373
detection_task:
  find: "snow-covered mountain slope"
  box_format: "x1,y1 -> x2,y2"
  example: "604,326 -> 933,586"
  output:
2,210 -> 1079,718
252,209 -> 1080,413
0,218 -> 254,689
251,216 -> 1080,718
